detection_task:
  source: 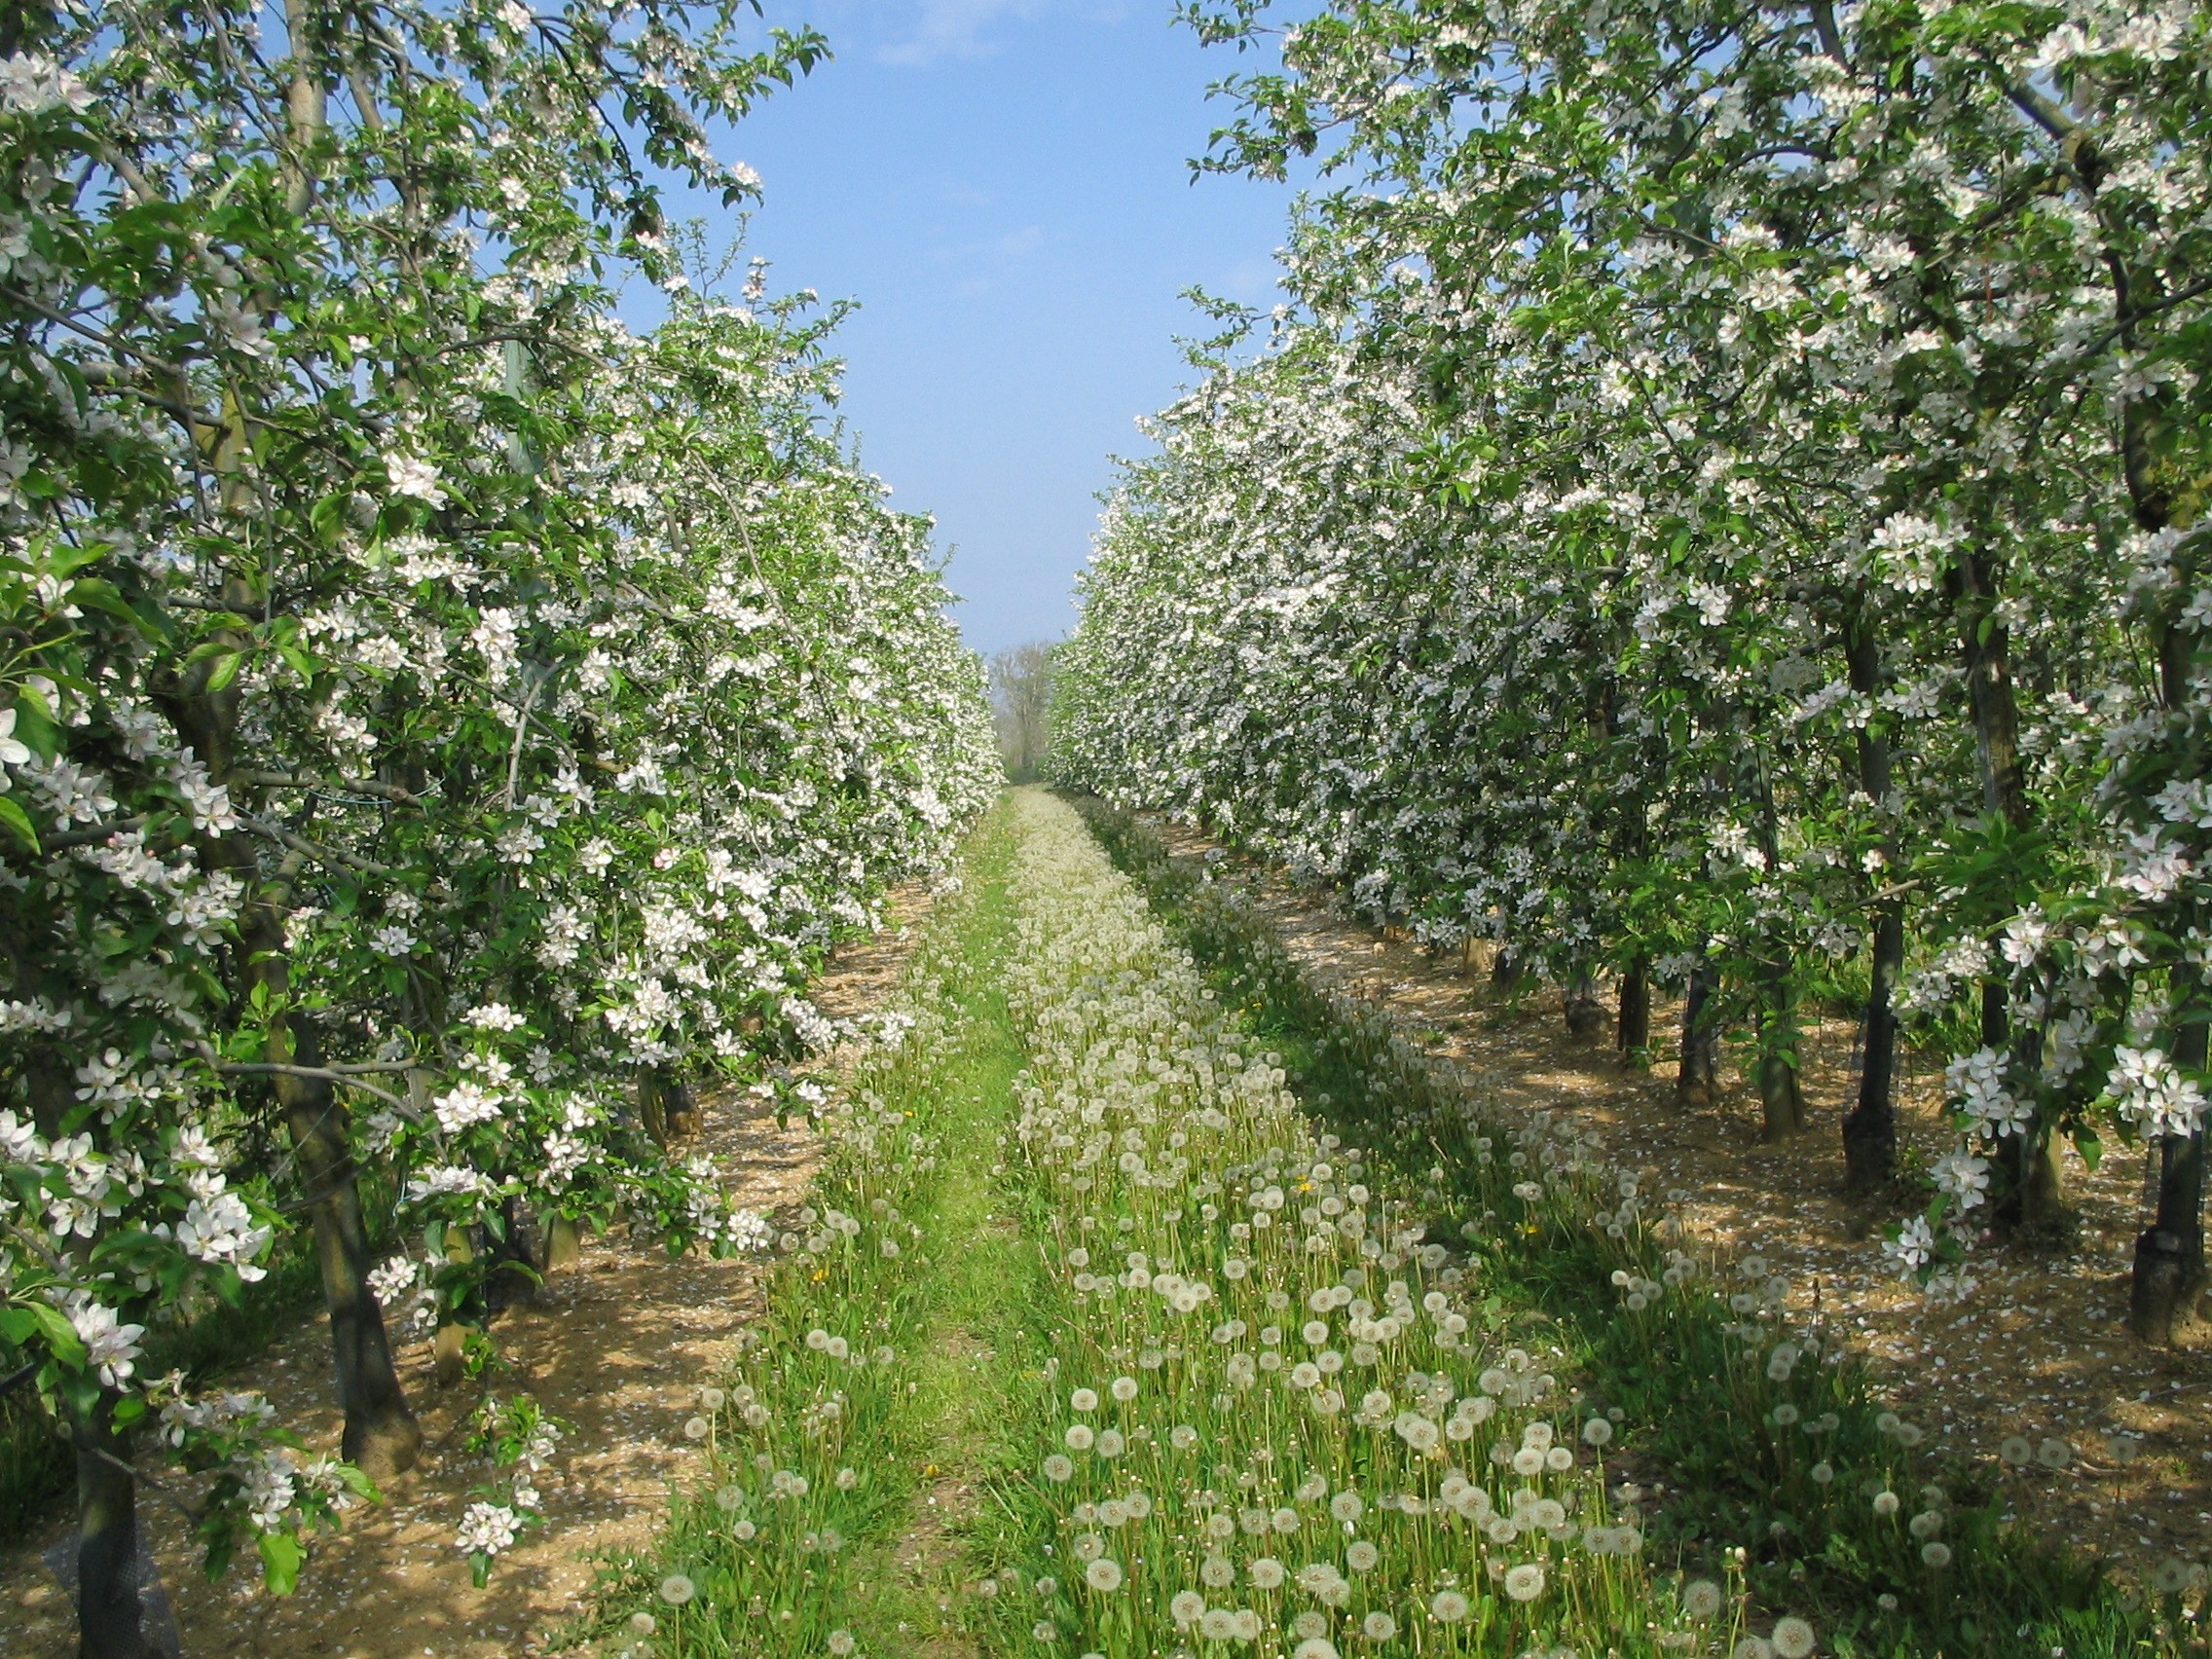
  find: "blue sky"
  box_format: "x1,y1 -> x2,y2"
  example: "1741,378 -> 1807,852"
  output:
641,1 -> 1298,656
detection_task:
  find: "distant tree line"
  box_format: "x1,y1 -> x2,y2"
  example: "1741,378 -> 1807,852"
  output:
992,643 -> 1056,782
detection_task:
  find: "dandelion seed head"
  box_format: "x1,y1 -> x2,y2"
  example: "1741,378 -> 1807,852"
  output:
1682,1579 -> 1724,1619
1503,1562 -> 1545,1602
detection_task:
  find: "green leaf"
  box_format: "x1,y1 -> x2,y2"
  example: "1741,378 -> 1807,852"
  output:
0,796 -> 39,854
258,1530 -> 303,1597
65,578 -> 147,630
10,1300 -> 87,1367
202,1530 -> 239,1584
9,694 -> 59,760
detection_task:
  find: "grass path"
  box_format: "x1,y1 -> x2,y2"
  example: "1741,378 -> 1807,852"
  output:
584,799 -> 1058,1658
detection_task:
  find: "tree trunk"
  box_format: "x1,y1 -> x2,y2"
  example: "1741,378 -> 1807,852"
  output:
2131,1022 -> 2209,1344
1677,959 -> 1720,1109
71,1396 -> 152,1659
637,1064 -> 700,1141
1976,977 -> 2062,1230
1844,901 -> 1905,1189
486,1196 -> 548,1314
1617,955 -> 1651,1055
2126,448 -> 2203,1339
664,1074 -> 699,1140
1842,609 -> 1903,1189
32,1039 -> 157,1658
1490,946 -> 1525,994
161,590 -> 420,1482
1756,963 -> 1807,1141
1746,751 -> 1805,1140
1563,970 -> 1604,1038
2131,1128 -> 2208,1344
276,1013 -> 423,1478
1952,547 -> 2031,834
2000,1126 -> 2066,1230
1953,550 -> 2061,1224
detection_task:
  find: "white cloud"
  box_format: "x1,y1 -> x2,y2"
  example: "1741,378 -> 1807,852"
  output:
876,0 -> 1126,66
879,0 -> 1047,65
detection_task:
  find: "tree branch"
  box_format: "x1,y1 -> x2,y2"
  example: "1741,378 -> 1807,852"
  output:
1810,0 -> 1851,67
232,770 -> 425,807
0,284 -> 191,378
39,816 -> 154,854
216,1061 -> 422,1117
234,809 -> 401,880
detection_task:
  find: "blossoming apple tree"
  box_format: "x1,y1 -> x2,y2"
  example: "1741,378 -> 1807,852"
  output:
1061,0 -> 2211,1339
0,1 -> 993,1652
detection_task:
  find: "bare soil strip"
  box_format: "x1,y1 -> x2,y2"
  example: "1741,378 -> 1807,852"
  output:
1146,815 -> 2212,1581
1,891 -> 933,1659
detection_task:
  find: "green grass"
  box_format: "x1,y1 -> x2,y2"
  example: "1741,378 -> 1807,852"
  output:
1072,795 -> 2197,1659
593,797 -> 1068,1657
